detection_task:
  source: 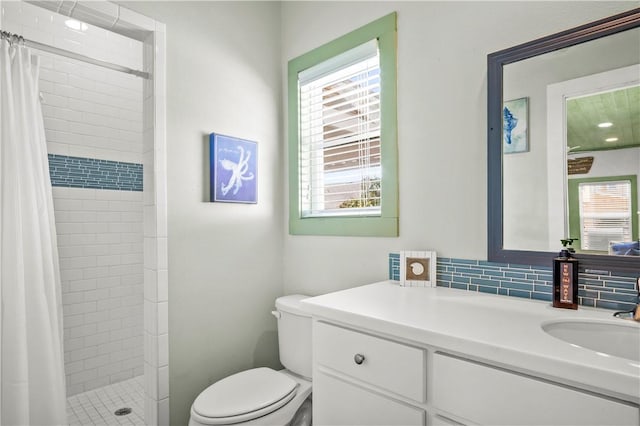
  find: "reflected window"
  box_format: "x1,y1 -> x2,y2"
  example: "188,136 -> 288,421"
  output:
568,175 -> 638,253
579,181 -> 632,250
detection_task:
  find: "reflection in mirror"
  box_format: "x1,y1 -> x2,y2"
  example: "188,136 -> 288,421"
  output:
502,27 -> 640,253
488,8 -> 640,272
566,84 -> 639,255
547,65 -> 639,256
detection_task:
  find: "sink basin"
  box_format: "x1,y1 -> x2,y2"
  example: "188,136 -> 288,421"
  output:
541,319 -> 640,362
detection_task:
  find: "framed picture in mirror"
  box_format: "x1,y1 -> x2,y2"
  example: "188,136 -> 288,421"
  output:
503,97 -> 528,154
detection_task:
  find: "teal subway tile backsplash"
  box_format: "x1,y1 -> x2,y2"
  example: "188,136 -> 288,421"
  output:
389,252 -> 400,281
388,254 -> 637,312
49,154 -> 143,191
479,285 -> 498,295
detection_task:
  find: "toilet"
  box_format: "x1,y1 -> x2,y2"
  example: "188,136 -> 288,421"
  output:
189,295 -> 312,426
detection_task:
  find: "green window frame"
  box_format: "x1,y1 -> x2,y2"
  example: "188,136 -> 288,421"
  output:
568,175 -> 638,252
287,13 -> 398,237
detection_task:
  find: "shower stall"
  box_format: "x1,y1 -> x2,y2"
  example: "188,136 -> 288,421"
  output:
0,1 -> 168,424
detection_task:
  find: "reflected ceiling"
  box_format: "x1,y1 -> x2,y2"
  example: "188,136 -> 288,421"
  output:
567,85 -> 639,152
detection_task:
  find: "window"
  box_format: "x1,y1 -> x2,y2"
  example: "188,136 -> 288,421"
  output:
568,175 -> 638,252
299,41 -> 381,217
288,13 -> 398,236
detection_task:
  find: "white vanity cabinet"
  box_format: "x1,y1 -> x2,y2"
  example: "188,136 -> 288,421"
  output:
313,319 -> 640,426
304,282 -> 640,426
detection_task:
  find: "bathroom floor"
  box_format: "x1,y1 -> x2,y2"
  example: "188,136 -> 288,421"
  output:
67,376 -> 145,426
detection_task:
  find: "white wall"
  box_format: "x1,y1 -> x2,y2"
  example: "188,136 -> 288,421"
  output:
2,1 -> 145,396
569,148 -> 640,179
280,1 -> 635,296
118,2 -> 284,424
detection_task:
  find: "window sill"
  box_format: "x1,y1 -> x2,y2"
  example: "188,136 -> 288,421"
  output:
289,215 -> 398,237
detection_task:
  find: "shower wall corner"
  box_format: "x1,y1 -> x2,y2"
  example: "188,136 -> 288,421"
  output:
141,20 -> 169,426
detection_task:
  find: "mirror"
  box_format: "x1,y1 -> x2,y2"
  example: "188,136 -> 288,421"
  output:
488,8 -> 640,273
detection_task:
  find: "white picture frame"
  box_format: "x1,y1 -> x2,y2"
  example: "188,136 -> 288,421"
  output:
400,250 -> 437,287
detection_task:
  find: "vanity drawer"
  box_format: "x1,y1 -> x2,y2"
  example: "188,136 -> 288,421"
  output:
314,321 -> 426,402
314,370 -> 425,425
433,352 -> 640,426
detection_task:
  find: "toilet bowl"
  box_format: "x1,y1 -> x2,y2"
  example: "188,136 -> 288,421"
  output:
189,295 -> 312,426
189,368 -> 311,426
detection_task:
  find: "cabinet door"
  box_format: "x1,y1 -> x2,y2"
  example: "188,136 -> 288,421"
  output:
314,371 -> 425,426
433,352 -> 639,426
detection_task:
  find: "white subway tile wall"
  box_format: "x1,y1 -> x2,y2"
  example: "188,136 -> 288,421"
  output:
55,187 -> 144,395
3,1 -> 144,396
2,1 -> 143,164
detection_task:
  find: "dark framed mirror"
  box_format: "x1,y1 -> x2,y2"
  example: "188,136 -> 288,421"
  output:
488,8 -> 640,273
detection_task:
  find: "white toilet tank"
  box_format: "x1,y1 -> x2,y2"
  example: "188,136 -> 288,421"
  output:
274,295 -> 312,380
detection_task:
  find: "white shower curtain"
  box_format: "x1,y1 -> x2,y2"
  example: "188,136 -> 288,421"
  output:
0,38 -> 67,425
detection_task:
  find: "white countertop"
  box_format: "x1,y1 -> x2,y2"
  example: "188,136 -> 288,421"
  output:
301,281 -> 640,405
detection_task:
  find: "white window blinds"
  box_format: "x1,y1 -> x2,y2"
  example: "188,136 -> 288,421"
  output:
298,40 -> 381,217
578,180 -> 633,251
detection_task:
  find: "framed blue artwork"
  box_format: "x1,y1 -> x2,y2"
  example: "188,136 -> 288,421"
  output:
503,97 -> 529,154
209,133 -> 257,203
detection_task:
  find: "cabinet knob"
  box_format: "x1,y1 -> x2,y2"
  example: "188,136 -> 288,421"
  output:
354,354 -> 365,365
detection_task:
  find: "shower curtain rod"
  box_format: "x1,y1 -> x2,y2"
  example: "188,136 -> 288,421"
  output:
0,30 -> 149,80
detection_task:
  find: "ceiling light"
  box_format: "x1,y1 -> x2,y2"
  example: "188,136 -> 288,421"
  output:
597,122 -> 613,128
65,19 -> 88,32
605,137 -> 618,142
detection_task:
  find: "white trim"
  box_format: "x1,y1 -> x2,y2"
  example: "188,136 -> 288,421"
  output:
298,39 -> 377,84
26,0 -> 156,40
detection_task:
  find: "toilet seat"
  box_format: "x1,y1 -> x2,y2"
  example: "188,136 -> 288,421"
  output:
191,367 -> 298,425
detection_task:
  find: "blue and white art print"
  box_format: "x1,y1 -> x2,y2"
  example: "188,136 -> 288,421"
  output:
503,97 -> 529,154
210,133 -> 257,203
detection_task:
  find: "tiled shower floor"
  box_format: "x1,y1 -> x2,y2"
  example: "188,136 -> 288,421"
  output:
67,376 -> 145,426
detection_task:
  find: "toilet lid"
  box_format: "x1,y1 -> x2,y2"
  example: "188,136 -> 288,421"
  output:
192,367 -> 297,421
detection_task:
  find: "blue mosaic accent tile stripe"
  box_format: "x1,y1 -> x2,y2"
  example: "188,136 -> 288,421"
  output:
388,254 -> 638,312
48,154 -> 142,191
